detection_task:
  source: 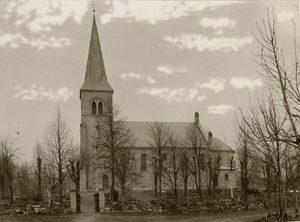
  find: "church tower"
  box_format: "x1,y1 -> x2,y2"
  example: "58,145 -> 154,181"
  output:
79,14 -> 113,212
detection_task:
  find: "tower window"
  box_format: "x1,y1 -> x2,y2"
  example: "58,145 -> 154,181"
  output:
98,101 -> 103,115
92,101 -> 97,114
225,173 -> 229,181
140,153 -> 147,171
103,174 -> 109,189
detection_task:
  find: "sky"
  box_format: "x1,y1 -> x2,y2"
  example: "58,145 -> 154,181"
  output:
0,0 -> 298,161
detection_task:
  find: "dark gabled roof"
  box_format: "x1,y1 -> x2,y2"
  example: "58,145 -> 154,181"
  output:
81,15 -> 113,93
124,121 -> 234,152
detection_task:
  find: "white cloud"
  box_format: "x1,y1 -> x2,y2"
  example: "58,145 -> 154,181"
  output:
196,78 -> 226,93
230,77 -> 262,90
196,95 -> 207,102
121,72 -> 156,84
137,87 -> 206,103
0,32 -> 72,50
101,1 -> 241,24
208,104 -> 235,115
3,0 -> 89,33
165,34 -> 253,52
14,85 -> 74,102
157,65 -> 187,76
199,17 -> 236,29
277,11 -> 296,22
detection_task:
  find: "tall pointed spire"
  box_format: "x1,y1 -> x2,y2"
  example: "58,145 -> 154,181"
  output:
81,14 -> 113,93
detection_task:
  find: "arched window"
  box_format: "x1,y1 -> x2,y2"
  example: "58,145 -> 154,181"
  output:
98,102 -> 103,115
225,173 -> 229,181
103,174 -> 109,189
92,101 -> 97,114
140,153 -> 147,170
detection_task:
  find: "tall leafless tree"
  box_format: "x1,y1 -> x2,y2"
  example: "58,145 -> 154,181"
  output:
239,95 -> 289,219
32,143 -> 43,201
148,122 -> 168,199
115,148 -> 138,209
184,122 -> 207,198
96,105 -> 134,202
236,125 -> 253,210
206,153 -> 222,200
44,109 -> 72,204
0,138 -> 17,204
164,129 -> 182,198
67,145 -> 83,213
180,151 -> 191,198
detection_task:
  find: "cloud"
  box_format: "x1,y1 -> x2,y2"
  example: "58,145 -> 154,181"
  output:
230,77 -> 262,90
101,1 -> 241,24
208,104 -> 235,115
137,87 -> 206,103
157,65 -> 187,76
14,85 -> 74,102
121,72 -> 156,84
196,78 -> 226,93
277,11 -> 296,22
199,17 -> 236,29
164,34 -> 253,52
3,0 -> 89,33
0,32 -> 72,50
196,95 -> 207,102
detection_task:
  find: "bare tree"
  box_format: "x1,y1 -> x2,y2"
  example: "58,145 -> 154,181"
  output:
0,138 -> 17,204
284,148 -> 300,217
96,105 -> 134,202
43,154 -> 58,205
253,10 -> 300,149
44,109 -> 72,204
239,95 -> 289,219
164,129 -> 182,198
180,151 -> 191,198
148,122 -> 168,199
184,122 -> 207,198
32,143 -> 43,201
15,162 -> 34,200
236,126 -> 253,210
206,153 -> 222,200
115,148 -> 138,210
252,10 -> 300,218
66,145 -> 83,213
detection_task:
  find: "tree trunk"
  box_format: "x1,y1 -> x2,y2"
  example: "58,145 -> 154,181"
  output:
294,186 -> 299,218
7,164 -> 13,204
111,150 -> 116,202
76,181 -> 80,213
58,163 -> 63,204
154,171 -> 158,197
197,167 -> 202,198
37,157 -> 42,201
184,177 -> 188,198
1,178 -> 4,200
158,170 -> 162,200
121,185 -> 126,210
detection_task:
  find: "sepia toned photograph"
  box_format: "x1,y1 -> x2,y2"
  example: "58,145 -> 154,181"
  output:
0,0 -> 299,221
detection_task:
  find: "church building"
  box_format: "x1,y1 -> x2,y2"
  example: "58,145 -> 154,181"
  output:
76,14 -> 236,213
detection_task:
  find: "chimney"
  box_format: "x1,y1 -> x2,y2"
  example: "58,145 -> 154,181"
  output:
194,112 -> 199,124
208,131 -> 213,147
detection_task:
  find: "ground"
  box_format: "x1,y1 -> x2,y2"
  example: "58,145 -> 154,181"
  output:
0,209 -> 266,222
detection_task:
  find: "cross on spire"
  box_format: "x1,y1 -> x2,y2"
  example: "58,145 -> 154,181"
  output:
92,3 -> 95,14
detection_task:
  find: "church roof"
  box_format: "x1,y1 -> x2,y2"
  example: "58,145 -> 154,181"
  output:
125,121 -> 234,152
81,15 -> 113,93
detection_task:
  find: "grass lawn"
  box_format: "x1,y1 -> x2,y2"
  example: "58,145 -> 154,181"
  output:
0,209 -> 266,222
